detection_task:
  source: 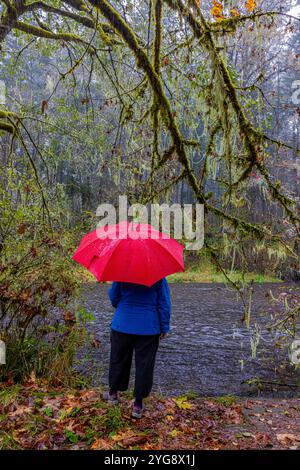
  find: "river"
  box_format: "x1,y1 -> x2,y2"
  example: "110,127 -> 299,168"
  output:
77,282 -> 300,397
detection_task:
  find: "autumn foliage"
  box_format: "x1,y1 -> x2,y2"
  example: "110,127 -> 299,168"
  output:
210,0 -> 257,20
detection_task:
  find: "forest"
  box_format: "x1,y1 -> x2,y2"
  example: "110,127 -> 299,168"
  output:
0,0 -> 300,454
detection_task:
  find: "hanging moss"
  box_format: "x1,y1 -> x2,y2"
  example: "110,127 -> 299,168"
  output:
150,0 -> 163,195
165,0 -> 300,227
2,0 -> 298,255
89,0 -> 207,208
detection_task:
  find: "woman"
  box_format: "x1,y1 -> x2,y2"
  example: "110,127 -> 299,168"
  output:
103,278 -> 171,418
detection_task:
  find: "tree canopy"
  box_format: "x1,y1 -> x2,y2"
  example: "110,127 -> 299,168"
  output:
0,0 -> 299,280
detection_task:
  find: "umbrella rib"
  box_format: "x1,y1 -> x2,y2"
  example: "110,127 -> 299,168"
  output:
73,223 -> 184,285
93,238 -> 123,280
152,238 -> 184,270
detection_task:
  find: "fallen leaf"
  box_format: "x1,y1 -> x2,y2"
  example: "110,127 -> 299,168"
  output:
17,222 -> 27,235
276,434 -> 300,445
111,429 -> 148,448
174,396 -> 193,410
242,432 -> 254,438
91,438 -> 113,450
120,435 -> 148,448
166,415 -> 174,421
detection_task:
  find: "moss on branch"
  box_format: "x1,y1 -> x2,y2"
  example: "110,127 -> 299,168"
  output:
24,1 -> 111,32
14,21 -> 88,44
89,0 -> 206,206
208,11 -> 299,33
0,121 -> 14,133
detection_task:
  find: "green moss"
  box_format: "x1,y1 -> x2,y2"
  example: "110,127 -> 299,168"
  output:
0,120 -> 14,133
214,395 -> 237,406
14,21 -> 89,46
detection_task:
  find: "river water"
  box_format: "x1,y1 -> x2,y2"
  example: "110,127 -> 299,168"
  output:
77,282 -> 300,397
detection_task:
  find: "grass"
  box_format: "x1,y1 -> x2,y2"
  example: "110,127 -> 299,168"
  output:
43,406 -> 53,417
24,422 -> 40,437
0,385 -> 21,407
167,261 -> 280,284
65,429 -> 79,444
213,395 -> 237,407
74,259 -> 280,284
101,405 -> 125,433
87,403 -> 126,434
0,431 -> 21,450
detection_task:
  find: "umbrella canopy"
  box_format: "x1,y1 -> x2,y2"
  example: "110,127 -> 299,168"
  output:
72,221 -> 184,286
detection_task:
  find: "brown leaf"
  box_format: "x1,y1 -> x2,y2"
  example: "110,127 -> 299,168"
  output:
79,390 -> 98,401
19,290 -> 31,301
30,247 -> 37,257
224,408 -> 243,424
120,435 -> 149,448
41,100 -> 48,114
276,433 -> 300,446
111,429 -> 148,448
254,432 -> 271,446
91,438 -> 113,450
63,310 -> 76,323
17,222 -> 27,235
10,405 -> 32,417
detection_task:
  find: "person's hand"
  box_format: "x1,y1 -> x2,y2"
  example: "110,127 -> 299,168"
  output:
160,333 -> 167,340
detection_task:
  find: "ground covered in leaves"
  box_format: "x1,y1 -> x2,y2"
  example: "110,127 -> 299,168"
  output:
0,380 -> 299,450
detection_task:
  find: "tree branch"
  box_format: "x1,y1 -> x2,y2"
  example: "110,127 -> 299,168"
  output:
0,120 -> 14,133
14,20 -> 92,45
208,11 -> 300,33
88,0 -> 206,205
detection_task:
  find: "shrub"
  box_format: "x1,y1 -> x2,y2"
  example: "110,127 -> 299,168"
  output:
0,164 -> 88,384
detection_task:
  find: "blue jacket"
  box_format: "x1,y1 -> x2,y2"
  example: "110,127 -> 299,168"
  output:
108,278 -> 171,335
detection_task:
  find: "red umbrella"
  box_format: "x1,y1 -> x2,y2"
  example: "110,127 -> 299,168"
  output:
72,221 -> 184,286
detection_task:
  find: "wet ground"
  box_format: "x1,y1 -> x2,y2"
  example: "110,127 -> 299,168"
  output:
77,283 -> 300,397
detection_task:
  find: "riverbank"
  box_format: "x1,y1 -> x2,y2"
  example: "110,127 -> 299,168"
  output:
78,282 -> 299,397
0,382 -> 299,450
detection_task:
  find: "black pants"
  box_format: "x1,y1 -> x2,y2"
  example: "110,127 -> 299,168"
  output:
109,329 -> 160,400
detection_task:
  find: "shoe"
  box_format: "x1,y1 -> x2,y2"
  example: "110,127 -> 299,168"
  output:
102,390 -> 119,405
131,404 -> 144,419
